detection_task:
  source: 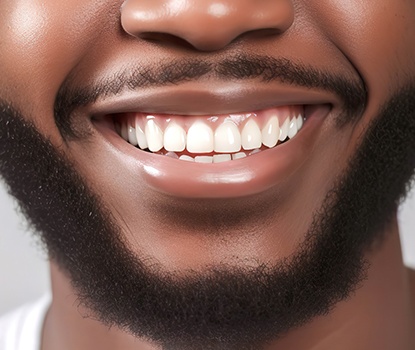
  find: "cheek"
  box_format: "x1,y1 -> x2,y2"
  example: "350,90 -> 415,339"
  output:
314,0 -> 415,94
0,0 -> 118,135
308,0 -> 415,152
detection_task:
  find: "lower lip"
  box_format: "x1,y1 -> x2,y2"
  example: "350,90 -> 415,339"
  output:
94,106 -> 329,198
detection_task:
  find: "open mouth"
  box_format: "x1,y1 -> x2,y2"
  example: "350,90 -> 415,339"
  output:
91,102 -> 329,198
109,105 -> 305,163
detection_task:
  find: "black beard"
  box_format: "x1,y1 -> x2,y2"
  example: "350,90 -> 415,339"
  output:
0,84 -> 415,350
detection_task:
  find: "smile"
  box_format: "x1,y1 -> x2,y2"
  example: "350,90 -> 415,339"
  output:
113,105 -> 304,163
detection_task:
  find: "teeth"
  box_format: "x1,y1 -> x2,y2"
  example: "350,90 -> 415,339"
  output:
195,156 -> 213,163
128,126 -> 138,146
165,151 -> 179,159
241,119 -> 262,150
164,122 -> 186,152
179,155 -> 194,162
213,154 -> 232,163
119,111 -> 305,160
279,118 -> 289,142
296,114 -> 304,130
249,148 -> 262,156
135,120 -> 148,150
261,116 -> 279,148
214,121 -> 242,153
232,152 -> 247,160
288,118 -> 298,139
145,119 -> 164,152
187,121 -> 214,153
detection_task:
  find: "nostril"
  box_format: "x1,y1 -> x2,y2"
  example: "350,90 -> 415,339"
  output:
139,32 -> 195,50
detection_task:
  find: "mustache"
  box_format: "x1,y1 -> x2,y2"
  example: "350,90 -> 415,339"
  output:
54,54 -> 367,138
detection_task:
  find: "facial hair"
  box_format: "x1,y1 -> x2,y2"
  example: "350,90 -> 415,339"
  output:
0,84 -> 415,350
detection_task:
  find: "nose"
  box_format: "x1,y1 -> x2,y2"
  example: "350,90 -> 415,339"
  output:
120,0 -> 294,51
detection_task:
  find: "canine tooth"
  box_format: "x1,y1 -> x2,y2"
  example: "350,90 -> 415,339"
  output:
165,152 -> 179,159
195,156 -> 213,163
279,118 -> 289,141
121,123 -> 129,141
179,155 -> 194,162
214,121 -> 241,153
164,122 -> 186,152
187,121 -> 214,153
262,116 -> 279,148
242,119 -> 262,150
145,120 -> 164,152
213,154 -> 232,163
288,118 -> 298,139
128,126 -> 138,146
297,114 -> 304,130
135,120 -> 148,149
232,152 -> 247,160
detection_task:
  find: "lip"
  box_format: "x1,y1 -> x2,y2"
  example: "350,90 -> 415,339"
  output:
86,81 -> 341,117
88,84 -> 334,199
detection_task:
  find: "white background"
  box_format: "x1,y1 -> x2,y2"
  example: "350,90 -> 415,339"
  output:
1,180 -> 414,315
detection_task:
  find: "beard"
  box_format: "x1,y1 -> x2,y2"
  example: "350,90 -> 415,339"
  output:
0,83 -> 415,350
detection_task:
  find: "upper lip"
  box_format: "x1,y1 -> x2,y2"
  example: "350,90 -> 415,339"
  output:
85,81 -> 341,118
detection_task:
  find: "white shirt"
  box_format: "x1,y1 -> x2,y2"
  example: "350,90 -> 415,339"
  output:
0,295 -> 50,350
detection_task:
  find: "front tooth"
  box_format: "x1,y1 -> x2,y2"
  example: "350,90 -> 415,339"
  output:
187,121 -> 214,153
128,126 -> 138,146
195,156 -> 213,164
179,155 -> 194,162
232,152 -> 247,160
279,118 -> 289,141
213,154 -> 232,163
288,118 -> 298,139
164,122 -> 186,152
214,121 -> 241,153
145,119 -> 164,152
297,114 -> 304,130
135,120 -> 148,149
241,119 -> 262,150
261,116 -> 279,148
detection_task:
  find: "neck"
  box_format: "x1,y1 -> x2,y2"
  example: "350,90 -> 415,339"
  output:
42,216 -> 415,350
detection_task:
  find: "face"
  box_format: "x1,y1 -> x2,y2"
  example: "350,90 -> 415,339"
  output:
1,1 -> 415,349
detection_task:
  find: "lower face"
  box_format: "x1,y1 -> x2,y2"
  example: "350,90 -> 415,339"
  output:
0,1 -> 415,349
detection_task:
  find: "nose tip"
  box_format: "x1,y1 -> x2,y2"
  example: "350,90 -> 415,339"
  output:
120,0 -> 294,51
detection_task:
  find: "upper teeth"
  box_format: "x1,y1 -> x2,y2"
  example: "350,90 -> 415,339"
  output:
115,107 -> 305,156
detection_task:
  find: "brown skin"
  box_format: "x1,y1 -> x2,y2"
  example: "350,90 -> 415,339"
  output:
0,0 -> 414,349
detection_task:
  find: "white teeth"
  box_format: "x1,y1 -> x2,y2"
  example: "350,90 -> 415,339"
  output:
288,118 -> 298,139
135,120 -> 148,150
128,126 -> 138,146
145,119 -> 164,152
165,152 -> 179,159
213,154 -> 232,163
179,155 -> 194,162
121,111 -> 306,159
261,116 -> 279,148
187,121 -> 214,153
279,118 -> 289,142
164,122 -> 186,152
232,152 -> 247,160
121,123 -> 129,141
241,119 -> 262,150
214,121 -> 242,153
195,156 -> 213,164
249,148 -> 262,156
296,114 -> 304,130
